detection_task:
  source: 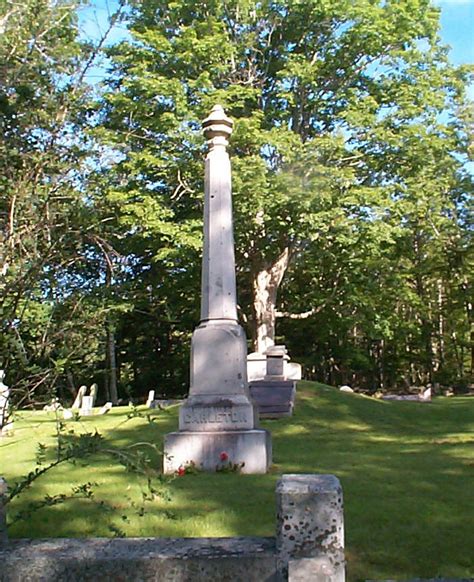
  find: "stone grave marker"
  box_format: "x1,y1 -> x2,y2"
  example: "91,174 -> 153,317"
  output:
98,402 -> 112,415
163,106 -> 271,474
146,390 -> 155,408
265,345 -> 288,379
71,385 -> 87,410
0,371 -> 12,435
80,395 -> 94,416
248,346 -> 297,419
90,383 -> 98,407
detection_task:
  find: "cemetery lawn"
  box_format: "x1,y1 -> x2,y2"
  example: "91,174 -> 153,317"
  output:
1,381 -> 473,581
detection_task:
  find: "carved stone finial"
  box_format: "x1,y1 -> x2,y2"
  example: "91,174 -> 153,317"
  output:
202,104 -> 233,144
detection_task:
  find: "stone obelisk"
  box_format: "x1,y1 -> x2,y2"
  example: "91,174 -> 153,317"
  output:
163,105 -> 272,474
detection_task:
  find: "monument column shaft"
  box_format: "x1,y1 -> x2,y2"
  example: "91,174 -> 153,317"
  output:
201,141 -> 238,322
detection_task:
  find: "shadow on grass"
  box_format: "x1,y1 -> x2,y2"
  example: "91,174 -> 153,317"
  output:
1,383 -> 473,580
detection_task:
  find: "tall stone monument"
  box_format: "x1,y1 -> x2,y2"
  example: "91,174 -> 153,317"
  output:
163,105 -> 271,474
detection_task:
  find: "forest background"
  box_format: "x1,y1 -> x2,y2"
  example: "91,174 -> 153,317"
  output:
1,0 -> 473,407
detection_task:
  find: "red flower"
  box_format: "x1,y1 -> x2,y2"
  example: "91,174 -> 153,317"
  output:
219,451 -> 229,462
177,466 -> 186,476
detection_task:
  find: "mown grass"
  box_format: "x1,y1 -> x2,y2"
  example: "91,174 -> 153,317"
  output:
1,381 -> 473,580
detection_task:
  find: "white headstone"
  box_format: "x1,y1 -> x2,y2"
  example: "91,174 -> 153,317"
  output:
71,385 -> 87,410
0,371 -> 12,434
80,395 -> 94,416
98,402 -> 112,415
420,386 -> 432,401
89,383 -> 98,407
0,372 -> 9,427
146,390 -> 155,408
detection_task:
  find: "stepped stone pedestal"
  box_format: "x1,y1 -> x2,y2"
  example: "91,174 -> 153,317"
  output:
163,106 -> 271,474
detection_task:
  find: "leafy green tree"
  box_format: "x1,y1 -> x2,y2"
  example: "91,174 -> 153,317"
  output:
99,0 -> 472,382
0,0 -> 125,403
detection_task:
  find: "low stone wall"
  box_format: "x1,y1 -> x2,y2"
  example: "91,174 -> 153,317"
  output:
0,474 -> 345,582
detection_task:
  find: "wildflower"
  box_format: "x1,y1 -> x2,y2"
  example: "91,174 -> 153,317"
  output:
219,451 -> 229,462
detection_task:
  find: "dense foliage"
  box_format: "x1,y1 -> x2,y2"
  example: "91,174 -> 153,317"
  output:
0,0 -> 472,404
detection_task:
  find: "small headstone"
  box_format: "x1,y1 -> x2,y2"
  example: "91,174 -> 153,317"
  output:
146,390 -> 155,408
43,398 -> 63,412
71,385 -> 87,410
80,395 -> 94,416
98,402 -> 112,415
340,385 -> 354,393
63,409 -> 74,420
247,352 -> 268,382
90,383 -> 98,407
286,362 -> 302,380
0,371 -> 11,434
420,386 -> 432,401
249,380 -> 296,419
265,345 -> 288,379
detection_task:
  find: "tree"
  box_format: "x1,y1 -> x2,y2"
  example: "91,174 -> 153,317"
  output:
100,0 -> 472,363
0,0 -> 125,404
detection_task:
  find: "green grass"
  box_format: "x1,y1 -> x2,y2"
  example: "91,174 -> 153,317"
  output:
1,381 -> 473,580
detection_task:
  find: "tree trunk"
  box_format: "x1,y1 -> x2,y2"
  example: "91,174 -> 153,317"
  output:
105,262 -> 118,405
106,319 -> 118,404
251,247 -> 291,353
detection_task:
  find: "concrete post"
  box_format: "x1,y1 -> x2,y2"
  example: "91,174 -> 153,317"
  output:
276,474 -> 345,581
0,477 -> 8,545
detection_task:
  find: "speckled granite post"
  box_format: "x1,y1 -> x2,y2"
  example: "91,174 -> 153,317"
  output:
0,477 -> 8,545
0,537 -> 277,581
276,474 -> 345,582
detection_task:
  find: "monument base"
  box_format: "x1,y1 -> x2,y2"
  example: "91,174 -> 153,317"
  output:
163,429 -> 272,474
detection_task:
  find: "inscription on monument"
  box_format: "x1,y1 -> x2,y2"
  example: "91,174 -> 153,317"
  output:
183,407 -> 248,425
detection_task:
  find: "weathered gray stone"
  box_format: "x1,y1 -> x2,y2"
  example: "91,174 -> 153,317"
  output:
164,429 -> 271,474
289,556 -> 340,581
188,321 -> 249,398
163,105 -> 271,474
179,394 -> 257,431
199,105 -> 237,323
249,381 -> 296,419
276,474 -> 345,582
266,345 -> 289,379
0,474 -> 345,581
0,537 -> 277,582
